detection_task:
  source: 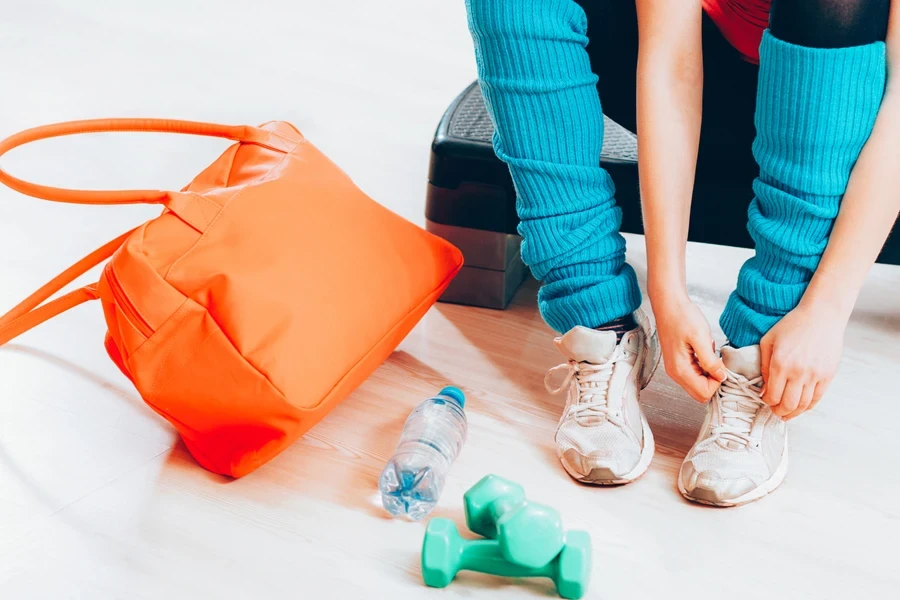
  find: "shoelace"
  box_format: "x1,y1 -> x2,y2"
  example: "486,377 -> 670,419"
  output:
545,358 -> 616,419
711,370 -> 765,446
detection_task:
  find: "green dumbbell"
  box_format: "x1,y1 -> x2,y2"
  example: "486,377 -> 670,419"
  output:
464,474 -> 565,568
421,518 -> 592,600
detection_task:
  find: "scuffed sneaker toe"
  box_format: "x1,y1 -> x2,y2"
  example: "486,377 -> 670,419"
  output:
679,462 -> 756,505
561,447 -> 641,483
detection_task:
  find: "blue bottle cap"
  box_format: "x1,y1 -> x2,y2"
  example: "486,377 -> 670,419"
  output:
438,386 -> 466,408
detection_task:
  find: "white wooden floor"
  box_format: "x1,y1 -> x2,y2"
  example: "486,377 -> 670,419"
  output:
1,2 -> 899,599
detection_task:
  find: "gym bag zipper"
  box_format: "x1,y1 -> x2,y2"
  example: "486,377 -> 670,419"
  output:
104,265 -> 154,339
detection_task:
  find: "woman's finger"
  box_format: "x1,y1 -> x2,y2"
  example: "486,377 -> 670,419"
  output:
808,379 -> 830,411
668,352 -> 715,403
763,364 -> 786,407
692,338 -> 727,382
774,379 -> 803,417
784,382 -> 816,420
689,358 -> 721,402
698,374 -> 721,401
759,336 -> 774,393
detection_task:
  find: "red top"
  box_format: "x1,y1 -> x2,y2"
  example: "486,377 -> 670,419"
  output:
703,0 -> 772,64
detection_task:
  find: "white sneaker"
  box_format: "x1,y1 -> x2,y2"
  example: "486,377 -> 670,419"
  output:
545,308 -> 660,484
678,345 -> 788,507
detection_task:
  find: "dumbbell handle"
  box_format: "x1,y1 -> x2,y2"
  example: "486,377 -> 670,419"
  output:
458,540 -> 557,580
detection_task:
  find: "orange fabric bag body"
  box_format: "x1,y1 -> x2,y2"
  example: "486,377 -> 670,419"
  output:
0,119 -> 463,477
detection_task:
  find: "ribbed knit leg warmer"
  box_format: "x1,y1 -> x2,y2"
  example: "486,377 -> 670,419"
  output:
466,0 -> 641,333
720,31 -> 886,347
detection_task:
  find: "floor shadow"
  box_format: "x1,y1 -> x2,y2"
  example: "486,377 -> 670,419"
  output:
388,347 -> 556,463
0,440 -> 170,562
162,440 -> 232,484
849,307 -> 900,334
1,343 -> 147,412
640,376 -> 707,456
383,350 -> 471,399
0,343 -> 169,508
0,442 -> 67,516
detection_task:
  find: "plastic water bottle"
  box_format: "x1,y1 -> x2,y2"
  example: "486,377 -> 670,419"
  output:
378,386 -> 467,520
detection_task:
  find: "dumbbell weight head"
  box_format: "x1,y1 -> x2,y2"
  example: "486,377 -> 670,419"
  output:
464,474 -> 564,568
421,518 -> 593,600
553,530 -> 592,600
464,474 -> 526,538
497,501 -> 565,568
421,519 -> 467,589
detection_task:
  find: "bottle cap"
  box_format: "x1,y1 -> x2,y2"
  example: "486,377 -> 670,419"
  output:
438,386 -> 466,408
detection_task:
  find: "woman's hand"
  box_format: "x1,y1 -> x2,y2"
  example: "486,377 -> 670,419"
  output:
760,303 -> 846,420
758,0 -> 899,420
654,294 -> 727,403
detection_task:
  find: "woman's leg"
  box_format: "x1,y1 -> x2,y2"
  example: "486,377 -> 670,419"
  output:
719,0 -> 889,347
770,0 -> 890,48
465,0 -> 641,333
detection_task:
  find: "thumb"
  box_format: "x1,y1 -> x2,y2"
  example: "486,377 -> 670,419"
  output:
760,336 -> 773,385
693,338 -> 727,382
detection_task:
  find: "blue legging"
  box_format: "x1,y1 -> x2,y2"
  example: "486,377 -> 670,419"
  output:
465,0 -> 887,346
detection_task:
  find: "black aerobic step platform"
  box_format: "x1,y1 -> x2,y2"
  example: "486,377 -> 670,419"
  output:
426,82 -> 900,309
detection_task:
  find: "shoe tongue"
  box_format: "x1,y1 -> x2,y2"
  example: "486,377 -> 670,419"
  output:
555,327 -> 617,364
721,345 -> 762,380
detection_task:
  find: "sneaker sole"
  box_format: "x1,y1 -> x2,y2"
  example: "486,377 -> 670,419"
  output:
677,437 -> 789,507
560,413 -> 655,485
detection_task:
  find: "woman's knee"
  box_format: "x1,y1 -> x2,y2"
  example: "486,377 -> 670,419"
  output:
769,0 -> 891,47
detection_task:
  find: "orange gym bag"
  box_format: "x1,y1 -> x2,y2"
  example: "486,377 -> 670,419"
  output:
0,119 -> 463,477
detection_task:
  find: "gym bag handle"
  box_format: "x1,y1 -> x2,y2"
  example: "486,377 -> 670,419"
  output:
0,118 -> 302,346
0,118 -> 300,206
